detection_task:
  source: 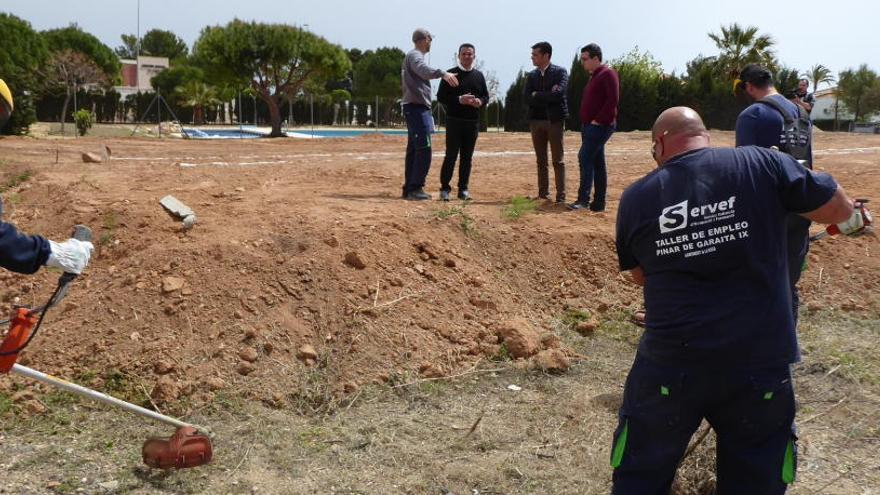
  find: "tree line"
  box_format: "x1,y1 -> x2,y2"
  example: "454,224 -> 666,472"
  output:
506,25 -> 880,132
1,13 -> 878,136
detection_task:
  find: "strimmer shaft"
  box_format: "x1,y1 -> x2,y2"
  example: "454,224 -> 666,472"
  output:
11,363 -> 193,430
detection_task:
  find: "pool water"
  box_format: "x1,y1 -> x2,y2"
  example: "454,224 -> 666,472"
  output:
184,128 -> 416,139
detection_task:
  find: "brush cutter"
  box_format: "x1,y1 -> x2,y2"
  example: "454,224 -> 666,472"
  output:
810,199 -> 872,242
0,225 -> 212,469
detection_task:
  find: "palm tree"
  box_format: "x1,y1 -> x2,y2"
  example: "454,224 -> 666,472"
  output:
708,23 -> 776,79
804,64 -> 835,94
175,80 -> 217,125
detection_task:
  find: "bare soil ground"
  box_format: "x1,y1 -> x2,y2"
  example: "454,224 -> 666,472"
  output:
0,128 -> 878,494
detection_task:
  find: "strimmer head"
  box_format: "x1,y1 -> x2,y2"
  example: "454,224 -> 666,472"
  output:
142,426 -> 213,469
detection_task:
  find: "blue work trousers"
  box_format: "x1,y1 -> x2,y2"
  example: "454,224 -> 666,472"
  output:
402,103 -> 434,195
611,354 -> 797,495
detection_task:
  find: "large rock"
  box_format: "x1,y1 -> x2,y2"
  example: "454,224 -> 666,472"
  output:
495,318 -> 540,358
159,195 -> 195,219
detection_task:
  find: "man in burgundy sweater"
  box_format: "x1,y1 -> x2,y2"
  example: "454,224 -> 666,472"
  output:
569,44 -> 620,212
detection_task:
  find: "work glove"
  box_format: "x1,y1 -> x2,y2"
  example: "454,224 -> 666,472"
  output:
835,202 -> 872,236
46,238 -> 95,274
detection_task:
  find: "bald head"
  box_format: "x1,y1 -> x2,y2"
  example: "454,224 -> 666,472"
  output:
651,107 -> 710,165
652,107 -> 706,140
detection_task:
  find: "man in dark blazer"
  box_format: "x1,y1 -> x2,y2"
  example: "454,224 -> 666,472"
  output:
524,41 -> 569,203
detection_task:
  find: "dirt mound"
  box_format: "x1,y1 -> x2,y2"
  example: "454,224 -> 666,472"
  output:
0,131 -> 877,414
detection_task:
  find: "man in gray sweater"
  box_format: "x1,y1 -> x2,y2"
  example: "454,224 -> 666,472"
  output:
401,28 -> 459,200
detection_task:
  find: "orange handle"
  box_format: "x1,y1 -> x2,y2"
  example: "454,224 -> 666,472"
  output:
0,308 -> 38,373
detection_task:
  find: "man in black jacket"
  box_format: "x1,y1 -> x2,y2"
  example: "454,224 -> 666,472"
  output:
436,43 -> 489,201
524,42 -> 569,203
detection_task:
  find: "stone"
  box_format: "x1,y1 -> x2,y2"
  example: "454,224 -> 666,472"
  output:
297,344 -> 318,361
239,347 -> 259,362
418,362 -> 444,378
575,320 -> 598,336
81,152 -> 103,163
531,349 -> 571,373
323,237 -> 339,248
161,277 -> 186,294
235,362 -> 256,376
202,376 -> 226,391
159,195 -> 195,219
495,318 -> 540,358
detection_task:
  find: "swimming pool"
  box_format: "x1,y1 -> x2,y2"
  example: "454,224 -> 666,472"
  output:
184,128 -> 417,139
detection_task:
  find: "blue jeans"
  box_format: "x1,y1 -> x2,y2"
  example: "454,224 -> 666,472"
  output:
577,123 -> 615,205
402,104 -> 434,195
611,355 -> 797,494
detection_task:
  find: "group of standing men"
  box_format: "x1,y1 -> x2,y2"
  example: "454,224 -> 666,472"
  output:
399,28 -> 489,202
399,31 -> 620,210
523,41 -> 620,212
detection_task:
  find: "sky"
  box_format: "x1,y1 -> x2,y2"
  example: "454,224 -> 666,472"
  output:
3,0 -> 878,95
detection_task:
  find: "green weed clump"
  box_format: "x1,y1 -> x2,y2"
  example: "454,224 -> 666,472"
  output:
502,196 -> 537,219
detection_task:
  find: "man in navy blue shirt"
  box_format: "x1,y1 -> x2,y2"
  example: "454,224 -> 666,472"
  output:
612,107 -> 864,494
735,64 -> 814,325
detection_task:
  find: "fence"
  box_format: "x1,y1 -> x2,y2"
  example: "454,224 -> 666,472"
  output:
33,90 -> 506,132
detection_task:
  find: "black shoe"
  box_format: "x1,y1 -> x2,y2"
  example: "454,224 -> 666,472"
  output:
589,202 -> 605,212
555,197 -> 566,204
567,202 -> 588,210
405,189 -> 431,201
439,190 -> 451,201
457,190 -> 471,201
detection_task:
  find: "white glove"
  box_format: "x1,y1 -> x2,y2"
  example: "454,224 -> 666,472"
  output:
836,203 -> 871,236
46,238 -> 95,274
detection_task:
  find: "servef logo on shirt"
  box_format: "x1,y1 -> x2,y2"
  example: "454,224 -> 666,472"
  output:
659,200 -> 689,233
